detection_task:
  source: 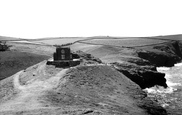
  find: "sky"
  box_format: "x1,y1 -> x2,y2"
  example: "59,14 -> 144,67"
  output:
0,0 -> 182,39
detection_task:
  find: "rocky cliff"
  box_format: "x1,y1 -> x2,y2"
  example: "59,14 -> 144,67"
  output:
114,41 -> 182,89
137,41 -> 182,67
112,62 -> 167,89
72,40 -> 182,89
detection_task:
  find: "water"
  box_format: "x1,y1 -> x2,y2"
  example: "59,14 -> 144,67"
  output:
144,62 -> 182,114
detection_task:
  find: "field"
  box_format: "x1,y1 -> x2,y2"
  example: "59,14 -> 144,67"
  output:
0,36 -> 21,41
154,34 -> 182,41
0,51 -> 50,81
0,36 -> 88,46
28,37 -> 87,45
1,34 -> 181,47
79,38 -> 168,47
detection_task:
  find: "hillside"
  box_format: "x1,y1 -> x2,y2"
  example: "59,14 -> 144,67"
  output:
0,61 -> 166,115
0,34 -> 182,114
71,40 -> 182,89
0,36 -> 23,41
0,50 -> 50,81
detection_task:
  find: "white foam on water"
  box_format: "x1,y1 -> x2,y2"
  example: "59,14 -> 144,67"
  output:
156,67 -> 170,71
144,86 -> 176,94
174,62 -> 182,67
164,74 -> 181,87
145,63 -> 182,94
166,80 -> 181,87
144,62 -> 182,108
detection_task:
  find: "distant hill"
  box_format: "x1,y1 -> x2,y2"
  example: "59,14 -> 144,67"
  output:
0,34 -> 182,45
0,36 -> 22,41
155,34 -> 182,40
90,34 -> 182,41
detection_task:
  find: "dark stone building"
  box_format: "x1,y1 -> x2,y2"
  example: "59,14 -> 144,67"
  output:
54,47 -> 72,61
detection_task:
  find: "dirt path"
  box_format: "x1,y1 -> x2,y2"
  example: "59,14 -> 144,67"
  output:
0,66 -> 68,112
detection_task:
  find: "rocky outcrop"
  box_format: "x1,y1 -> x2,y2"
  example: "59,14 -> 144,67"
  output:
99,41 -> 182,89
112,62 -> 167,89
75,50 -> 102,64
114,41 -> 182,89
137,50 -> 181,67
72,40 -> 182,89
137,41 -> 182,67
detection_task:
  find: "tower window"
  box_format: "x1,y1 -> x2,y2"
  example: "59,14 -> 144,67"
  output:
61,49 -> 65,53
61,55 -> 65,59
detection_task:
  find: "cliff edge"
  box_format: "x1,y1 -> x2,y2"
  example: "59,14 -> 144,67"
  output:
71,40 -> 182,89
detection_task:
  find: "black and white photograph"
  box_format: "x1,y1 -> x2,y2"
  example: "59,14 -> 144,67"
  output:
0,0 -> 182,114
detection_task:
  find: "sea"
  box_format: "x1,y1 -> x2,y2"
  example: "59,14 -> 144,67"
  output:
144,62 -> 182,114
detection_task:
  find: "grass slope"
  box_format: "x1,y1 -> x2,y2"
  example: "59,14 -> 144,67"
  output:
0,62 -> 166,115
0,51 -> 50,80
0,36 -> 22,41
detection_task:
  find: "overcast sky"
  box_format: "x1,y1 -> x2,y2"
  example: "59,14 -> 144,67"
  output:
0,0 -> 181,39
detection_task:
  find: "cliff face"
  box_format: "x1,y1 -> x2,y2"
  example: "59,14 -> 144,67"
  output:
124,41 -> 182,88
137,51 -> 180,67
137,41 -> 182,67
72,41 -> 182,89
112,62 -> 167,89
